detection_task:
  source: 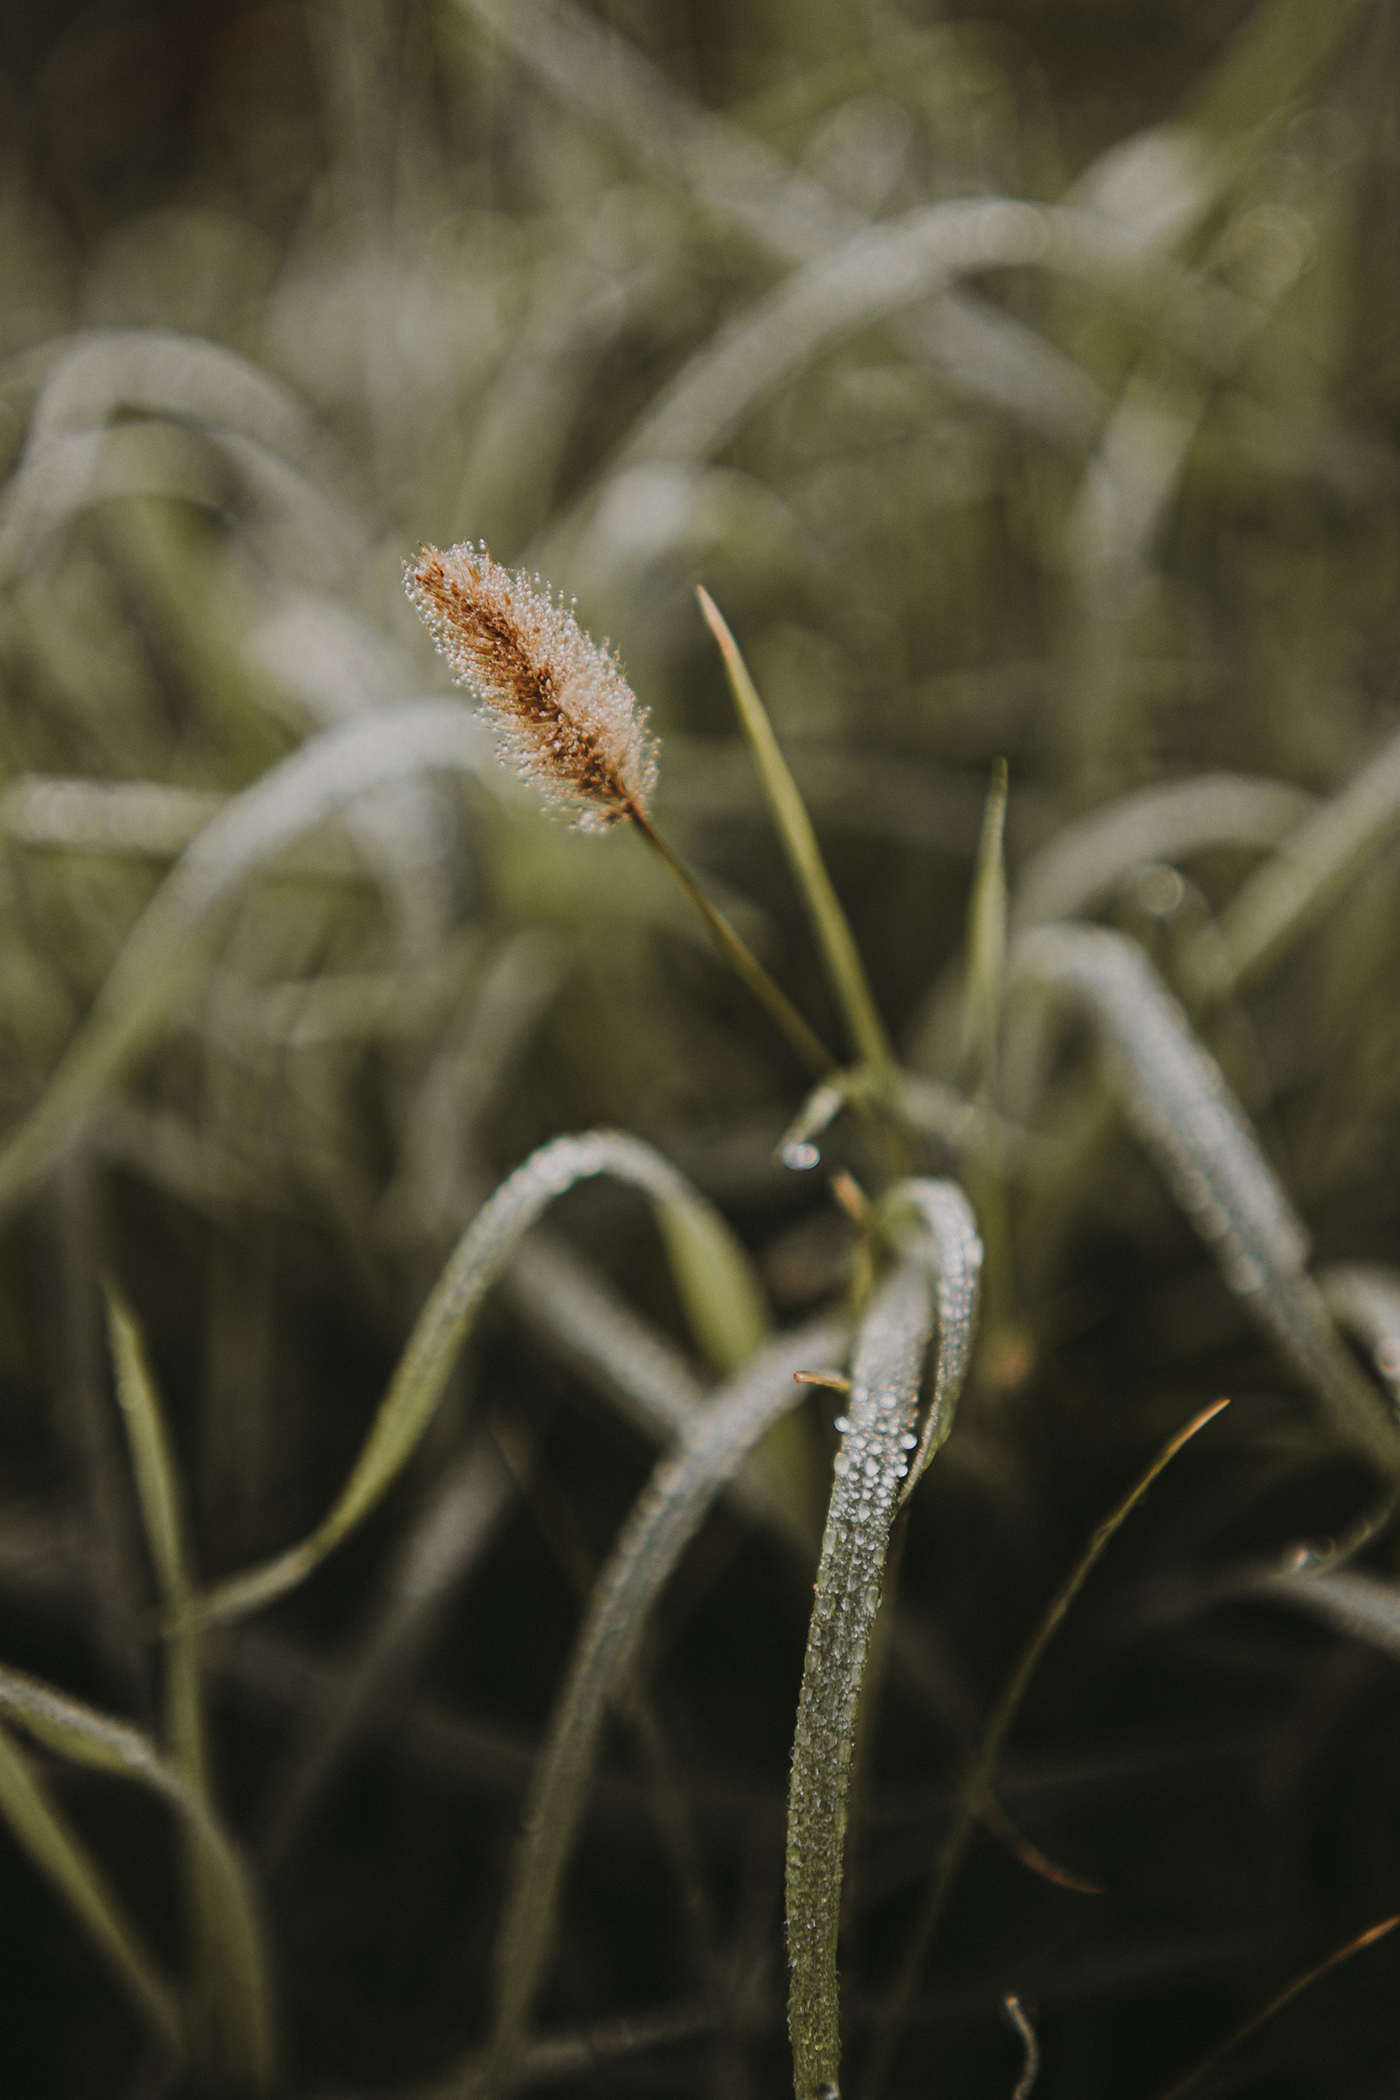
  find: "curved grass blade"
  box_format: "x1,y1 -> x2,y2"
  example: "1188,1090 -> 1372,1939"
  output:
0,1659 -> 273,2087
1011,773 -> 1316,930
0,1720 -> 183,2058
456,0 -> 1102,454
201,1132 -> 774,1627
260,1438 -> 514,1868
606,201 -> 1155,476
1319,1263 -> 1400,1408
506,1232 -> 705,1437
650,1168 -> 770,1376
867,1399 -> 1229,2098
787,1217 -> 957,2100
481,1314 -> 847,2092
25,329 -> 345,486
0,701 -> 494,1226
507,1234 -> 817,1548
0,329 -> 360,585
893,1181 -> 983,1498
0,424 -> 360,591
1236,1565 -> 1400,1665
695,589 -> 894,1081
1185,721 -> 1400,1003
1010,923 -> 1400,1477
105,1281 -> 275,2088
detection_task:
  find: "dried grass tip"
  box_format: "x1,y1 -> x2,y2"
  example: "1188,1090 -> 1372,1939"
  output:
405,541 -> 658,831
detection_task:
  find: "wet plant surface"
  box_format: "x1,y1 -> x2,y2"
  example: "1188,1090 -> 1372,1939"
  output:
2,2 -> 1400,2096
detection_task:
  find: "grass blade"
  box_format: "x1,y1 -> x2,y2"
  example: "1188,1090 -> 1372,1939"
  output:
1011,923 -> 1400,1476
962,759 -> 1009,1086
0,1659 -> 273,2086
105,1281 -> 275,2088
201,1132 -> 777,1626
1319,1262 -> 1400,1405
0,701 -> 494,1226
504,1231 -> 706,1443
650,1167 -> 770,1376
1010,773 -> 1316,930
1237,1565 -> 1400,1664
695,587 -> 894,1080
604,201 -> 1157,478
260,1438 -> 514,1867
1185,721 -> 1400,1002
787,1228 -> 949,2100
868,1398 -> 1229,2096
482,1314 -> 847,2090
894,1181 -> 983,1497
0,1720 -> 183,2058
457,0 -> 1100,456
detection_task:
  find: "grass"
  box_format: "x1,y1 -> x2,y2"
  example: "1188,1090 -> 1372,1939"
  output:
2,0 -> 1400,2094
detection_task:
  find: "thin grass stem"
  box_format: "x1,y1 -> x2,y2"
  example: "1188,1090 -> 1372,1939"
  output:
865,1397 -> 1230,2097
1150,1912 -> 1399,2100
695,588 -> 894,1080
625,802 -> 837,1080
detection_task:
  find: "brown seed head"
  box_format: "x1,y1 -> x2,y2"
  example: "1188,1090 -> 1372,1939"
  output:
404,541 -> 658,831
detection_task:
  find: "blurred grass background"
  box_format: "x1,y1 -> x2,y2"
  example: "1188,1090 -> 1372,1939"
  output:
2,0 -> 1400,2094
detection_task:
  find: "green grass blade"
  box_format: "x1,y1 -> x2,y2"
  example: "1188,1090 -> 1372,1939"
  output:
457,0 -> 1099,459
651,1172 -> 770,1376
104,1280 -> 275,2089
1185,722 -> 1400,1002
1231,1566 -> 1400,1664
962,757 -> 1009,1085
201,1132 -> 779,1627
696,587 -> 894,1079
0,1720 -> 183,2059
0,702 -> 494,1226
482,1315 -> 847,2089
0,1659 -> 273,2086
505,1231 -> 707,1443
104,1281 -> 190,1614
1010,772 -> 1315,930
894,1180 -> 983,1496
786,1243 -> 939,2100
605,202 -> 1161,478
1319,1263 -> 1400,1407
1011,923 -> 1400,1477
260,1438 -> 514,1867
507,1234 -> 817,1547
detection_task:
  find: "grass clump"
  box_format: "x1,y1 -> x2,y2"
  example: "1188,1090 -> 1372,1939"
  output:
2,1 -> 1400,2096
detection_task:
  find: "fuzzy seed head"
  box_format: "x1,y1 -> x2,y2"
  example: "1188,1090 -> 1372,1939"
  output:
404,541 -> 658,831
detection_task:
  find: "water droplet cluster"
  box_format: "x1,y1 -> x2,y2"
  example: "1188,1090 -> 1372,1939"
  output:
786,1249 -> 938,2098
1013,923 -> 1391,1465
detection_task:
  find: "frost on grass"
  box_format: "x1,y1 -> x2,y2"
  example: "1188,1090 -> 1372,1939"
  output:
405,540 -> 658,830
787,1230 -> 942,2100
1012,923 -> 1398,1474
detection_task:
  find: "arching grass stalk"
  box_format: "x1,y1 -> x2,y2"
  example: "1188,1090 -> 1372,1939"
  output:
405,541 -> 837,1082
864,1397 -> 1230,2099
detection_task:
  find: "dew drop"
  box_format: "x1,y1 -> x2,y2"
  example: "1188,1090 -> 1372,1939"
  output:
783,1141 -> 821,1171
834,1416 -> 850,1434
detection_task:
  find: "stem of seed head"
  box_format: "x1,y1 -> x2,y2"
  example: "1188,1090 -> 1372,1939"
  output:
624,802 -> 837,1080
